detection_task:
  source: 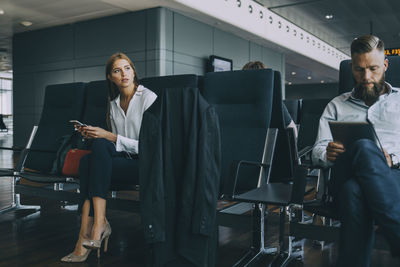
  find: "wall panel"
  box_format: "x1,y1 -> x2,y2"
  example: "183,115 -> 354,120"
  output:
74,12 -> 147,58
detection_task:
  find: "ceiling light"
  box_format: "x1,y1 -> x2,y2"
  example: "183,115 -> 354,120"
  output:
288,82 -> 292,85
307,76 -> 312,80
20,21 -> 33,27
0,9 -> 4,15
320,80 -> 325,83
291,71 -> 296,75
325,14 -> 333,20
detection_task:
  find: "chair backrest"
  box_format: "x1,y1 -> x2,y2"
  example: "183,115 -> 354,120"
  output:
284,99 -> 302,124
81,80 -> 108,130
140,74 -> 198,96
24,82 -> 86,172
338,55 -> 400,94
202,69 -> 274,196
269,71 -> 295,183
297,98 -> 331,151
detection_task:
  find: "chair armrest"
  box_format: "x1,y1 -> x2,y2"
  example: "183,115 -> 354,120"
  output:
0,146 -> 24,152
223,160 -> 270,200
298,145 -> 313,159
25,147 -> 57,154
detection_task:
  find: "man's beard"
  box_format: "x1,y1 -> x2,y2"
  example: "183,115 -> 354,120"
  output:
354,73 -> 387,105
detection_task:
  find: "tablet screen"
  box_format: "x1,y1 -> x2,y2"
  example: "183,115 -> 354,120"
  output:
328,121 -> 381,149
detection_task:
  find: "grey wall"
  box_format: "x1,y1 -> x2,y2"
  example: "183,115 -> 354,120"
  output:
167,11 -> 285,77
13,7 -> 285,146
285,83 -> 338,100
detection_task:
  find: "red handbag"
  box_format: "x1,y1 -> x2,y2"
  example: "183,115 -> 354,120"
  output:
61,149 -> 91,176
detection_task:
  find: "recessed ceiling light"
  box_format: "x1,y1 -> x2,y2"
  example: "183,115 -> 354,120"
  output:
291,71 -> 296,75
307,76 -> 312,80
20,21 -> 33,27
320,80 -> 325,83
0,9 -> 4,15
325,14 -> 333,20
288,82 -> 292,85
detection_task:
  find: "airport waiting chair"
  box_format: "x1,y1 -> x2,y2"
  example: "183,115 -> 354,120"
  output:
225,92 -> 333,266
229,96 -> 332,266
202,69 -> 289,265
309,55 -> 400,204
284,99 -> 302,125
201,69 -> 275,196
286,57 -> 400,264
7,83 -> 86,212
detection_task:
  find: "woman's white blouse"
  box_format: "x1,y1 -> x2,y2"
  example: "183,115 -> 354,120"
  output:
109,85 -> 157,154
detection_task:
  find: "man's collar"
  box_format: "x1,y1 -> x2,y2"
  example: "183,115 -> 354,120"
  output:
346,82 -> 398,101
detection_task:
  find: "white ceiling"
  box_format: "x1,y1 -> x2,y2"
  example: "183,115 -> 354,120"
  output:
1,0 -> 399,84
258,0 -> 400,84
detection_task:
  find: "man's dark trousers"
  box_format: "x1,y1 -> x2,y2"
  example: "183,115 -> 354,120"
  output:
330,139 -> 400,267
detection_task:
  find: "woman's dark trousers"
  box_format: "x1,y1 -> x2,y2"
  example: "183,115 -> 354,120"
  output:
78,138 -> 139,216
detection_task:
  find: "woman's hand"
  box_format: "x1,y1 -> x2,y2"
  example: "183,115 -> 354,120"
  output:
81,126 -> 117,143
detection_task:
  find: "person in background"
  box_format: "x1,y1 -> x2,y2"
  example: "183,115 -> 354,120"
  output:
312,35 -> 400,267
61,52 -> 157,262
242,61 -> 298,138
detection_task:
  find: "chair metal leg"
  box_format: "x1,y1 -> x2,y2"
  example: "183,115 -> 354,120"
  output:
0,183 -> 40,214
14,193 -> 41,211
0,202 -> 17,213
275,205 -> 304,267
233,204 -> 278,267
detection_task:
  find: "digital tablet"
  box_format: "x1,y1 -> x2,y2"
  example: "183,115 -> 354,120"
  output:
328,121 -> 382,149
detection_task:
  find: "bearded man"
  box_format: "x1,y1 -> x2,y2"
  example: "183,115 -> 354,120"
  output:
312,35 -> 400,267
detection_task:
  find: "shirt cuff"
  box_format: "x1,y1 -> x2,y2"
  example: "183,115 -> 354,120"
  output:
115,134 -> 139,154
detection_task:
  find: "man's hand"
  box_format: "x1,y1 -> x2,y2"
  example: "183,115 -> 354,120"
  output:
326,141 -> 345,162
81,126 -> 117,143
383,149 -> 392,168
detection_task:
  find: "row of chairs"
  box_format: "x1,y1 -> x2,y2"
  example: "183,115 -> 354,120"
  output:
4,56 -> 376,265
214,55 -> 400,266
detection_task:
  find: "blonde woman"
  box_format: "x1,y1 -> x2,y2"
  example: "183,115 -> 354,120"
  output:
62,53 -> 157,262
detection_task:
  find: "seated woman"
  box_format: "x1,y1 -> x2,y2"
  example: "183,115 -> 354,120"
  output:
61,52 -> 157,262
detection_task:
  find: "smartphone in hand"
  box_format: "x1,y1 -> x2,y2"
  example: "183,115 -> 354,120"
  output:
69,120 -> 87,127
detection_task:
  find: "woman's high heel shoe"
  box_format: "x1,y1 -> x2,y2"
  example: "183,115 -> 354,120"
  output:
61,249 -> 91,263
82,222 -> 112,258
